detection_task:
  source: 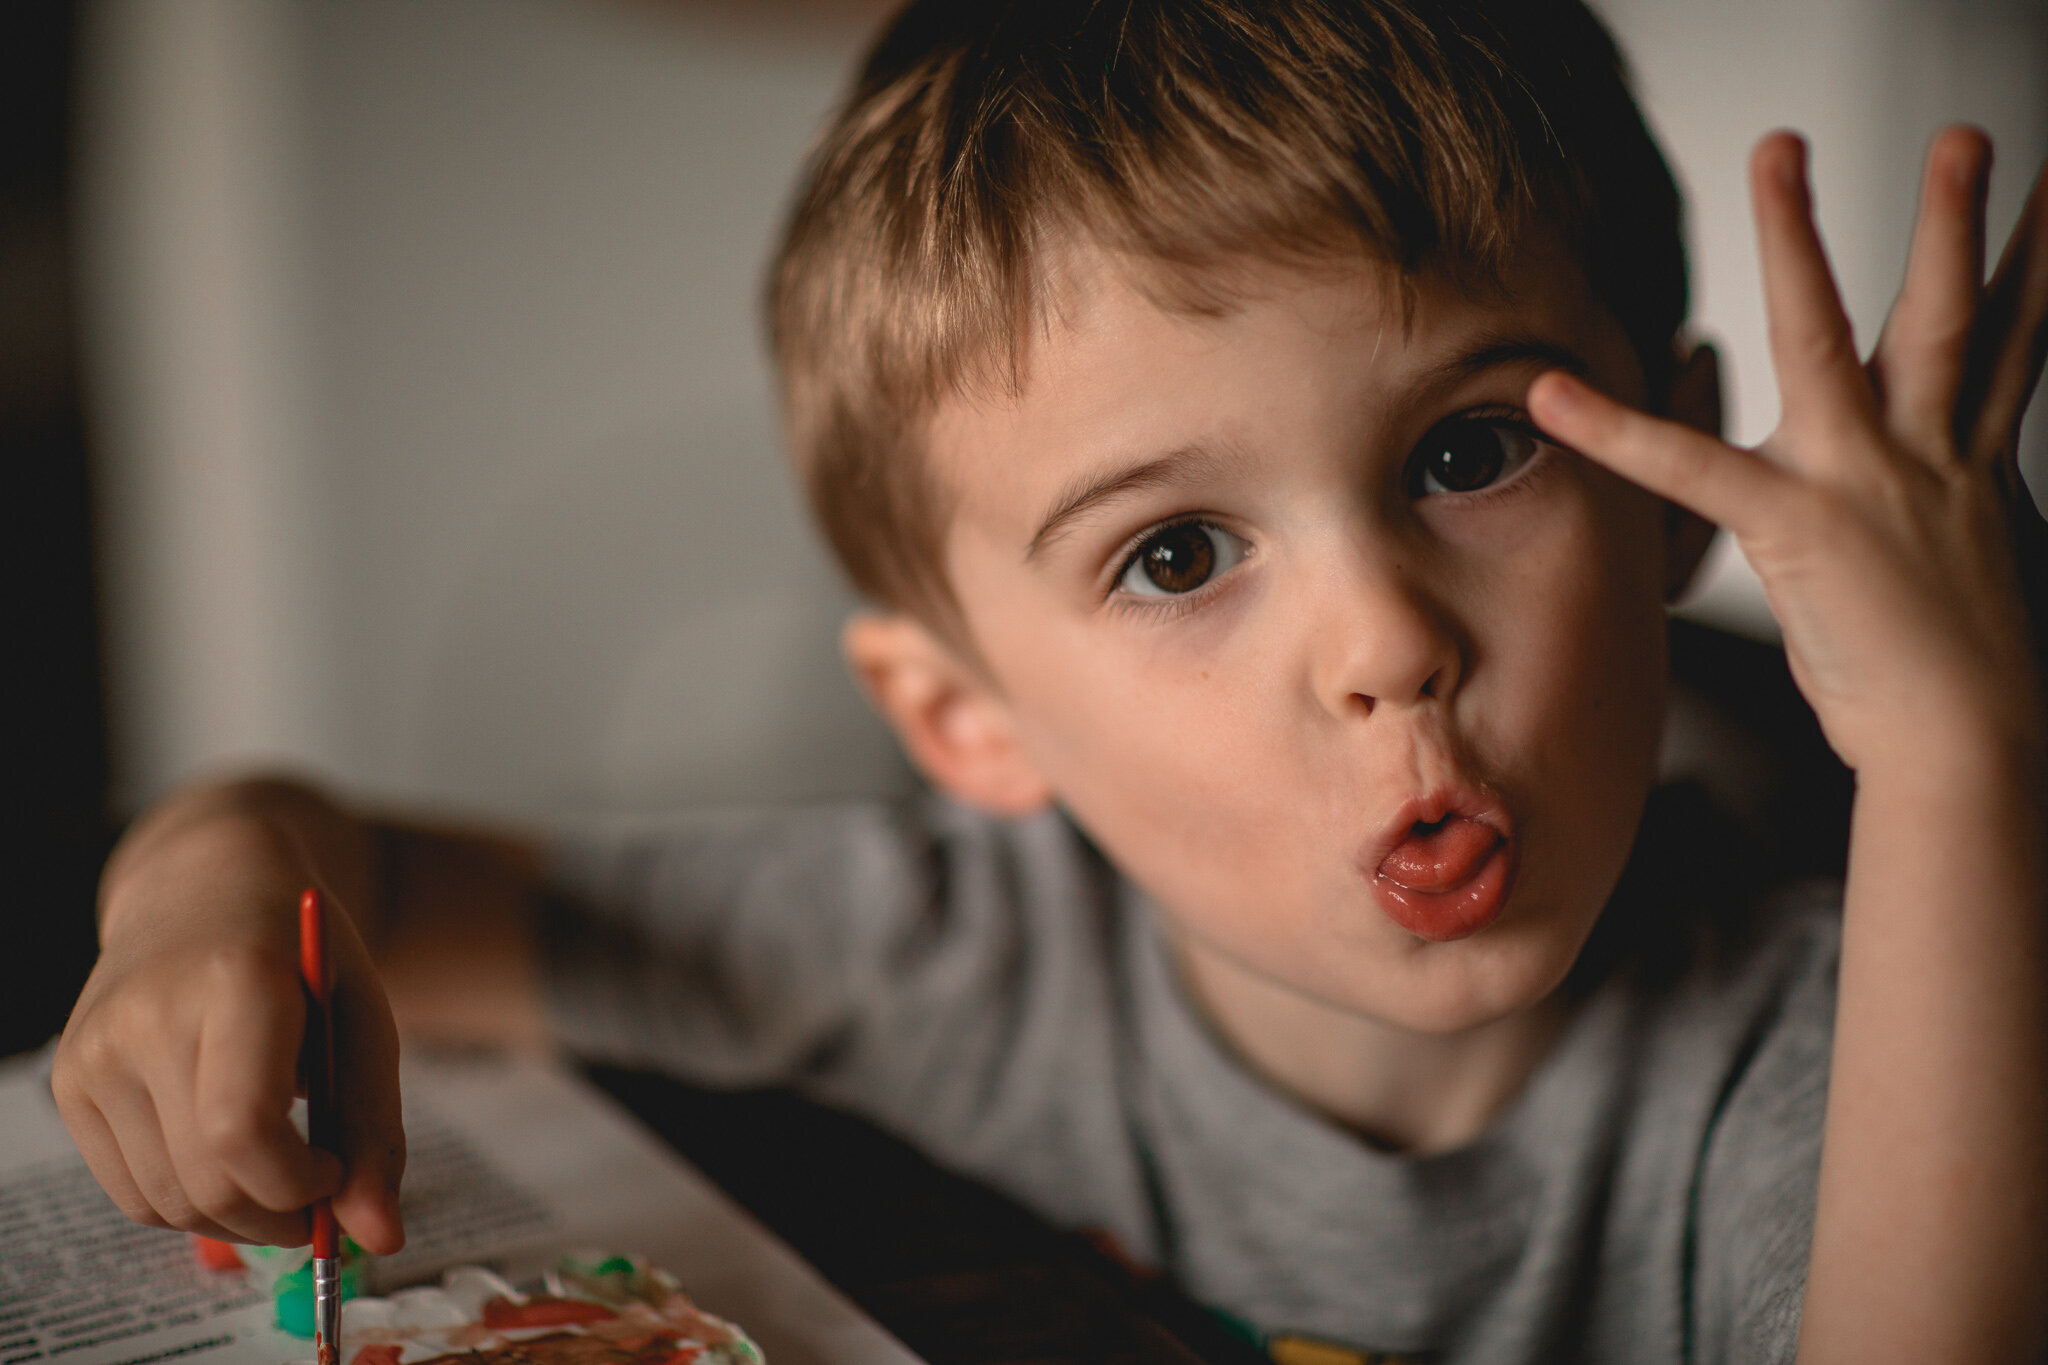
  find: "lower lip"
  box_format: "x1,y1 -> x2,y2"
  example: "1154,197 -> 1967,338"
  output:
1370,835 -> 1518,943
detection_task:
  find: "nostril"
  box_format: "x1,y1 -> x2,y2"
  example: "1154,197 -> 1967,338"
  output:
1419,671 -> 1438,699
1350,692 -> 1376,716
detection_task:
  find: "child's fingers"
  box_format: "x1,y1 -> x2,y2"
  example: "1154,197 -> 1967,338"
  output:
95,1079 -> 265,1243
1870,126 -> 1990,456
190,969 -> 347,1219
52,1020 -> 234,1237
55,1086 -> 177,1233
156,1105 -> 322,1245
141,1035 -> 323,1245
1528,371 -> 1784,536
1962,157 -> 2048,466
1751,133 -> 1881,453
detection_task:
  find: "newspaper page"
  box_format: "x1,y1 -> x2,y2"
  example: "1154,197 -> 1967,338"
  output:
0,1049 -> 919,1365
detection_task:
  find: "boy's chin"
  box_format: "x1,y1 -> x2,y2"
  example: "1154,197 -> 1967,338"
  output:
1174,912 -> 1593,1040
1363,877 -> 1620,1033
1375,931 -> 1594,1034
1355,970 -> 1572,1037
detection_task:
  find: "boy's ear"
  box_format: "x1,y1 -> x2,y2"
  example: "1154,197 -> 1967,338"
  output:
842,612 -> 1054,816
1659,340 -> 1723,602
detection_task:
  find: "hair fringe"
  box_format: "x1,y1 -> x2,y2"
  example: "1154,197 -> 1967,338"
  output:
770,0 -> 1686,626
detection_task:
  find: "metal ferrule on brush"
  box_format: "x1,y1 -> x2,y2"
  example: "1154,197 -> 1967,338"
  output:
313,1255 -> 339,1363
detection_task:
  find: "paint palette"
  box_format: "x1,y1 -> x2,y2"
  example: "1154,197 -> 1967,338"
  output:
312,1255 -> 764,1365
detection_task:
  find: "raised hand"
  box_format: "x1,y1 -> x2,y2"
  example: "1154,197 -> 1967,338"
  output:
1529,128 -> 2048,777
1533,127 -> 2048,1362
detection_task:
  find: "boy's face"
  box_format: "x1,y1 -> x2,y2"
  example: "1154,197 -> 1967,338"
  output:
915,242 -> 1694,1034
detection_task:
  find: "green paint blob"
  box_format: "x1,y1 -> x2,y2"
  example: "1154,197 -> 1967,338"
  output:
272,1254 -> 366,1339
1209,1306 -> 1266,1349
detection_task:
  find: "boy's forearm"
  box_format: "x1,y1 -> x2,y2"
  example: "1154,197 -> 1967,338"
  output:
375,822 -> 554,1050
99,776 -> 385,947
1798,733 -> 2048,1363
98,774 -> 554,1049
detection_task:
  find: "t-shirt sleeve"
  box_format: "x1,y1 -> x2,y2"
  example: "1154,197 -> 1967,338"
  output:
534,795 -> 1134,1195
540,799 -> 945,1086
1688,900 -> 1840,1365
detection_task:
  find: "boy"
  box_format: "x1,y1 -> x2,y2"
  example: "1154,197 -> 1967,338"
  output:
52,1 -> 2048,1360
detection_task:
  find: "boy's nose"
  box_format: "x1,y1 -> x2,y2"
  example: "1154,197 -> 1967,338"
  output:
1311,558 -> 1466,719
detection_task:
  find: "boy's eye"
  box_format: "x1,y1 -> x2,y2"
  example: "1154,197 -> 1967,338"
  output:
1117,520 -> 1249,597
1407,417 -> 1545,496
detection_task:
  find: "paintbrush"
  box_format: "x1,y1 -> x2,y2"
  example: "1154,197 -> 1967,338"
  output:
299,888 -> 341,1365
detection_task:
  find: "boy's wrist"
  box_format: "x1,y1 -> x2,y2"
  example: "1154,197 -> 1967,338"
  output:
96,783 -> 335,948
1851,703 -> 2039,802
1842,668 -> 2046,788
97,811 -> 304,949
1843,720 -> 2048,900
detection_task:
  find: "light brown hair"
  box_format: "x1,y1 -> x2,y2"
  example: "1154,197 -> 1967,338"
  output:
768,0 -> 1687,630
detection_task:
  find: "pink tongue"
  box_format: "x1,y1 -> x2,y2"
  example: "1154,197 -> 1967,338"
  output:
1379,817 -> 1499,892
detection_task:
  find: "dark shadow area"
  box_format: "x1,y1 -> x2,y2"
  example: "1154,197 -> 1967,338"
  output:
1667,616 -> 1854,885
587,1065 -> 1272,1365
2,0 -> 109,1059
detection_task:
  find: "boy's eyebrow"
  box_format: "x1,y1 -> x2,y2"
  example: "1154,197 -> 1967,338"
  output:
1427,333 -> 1594,387
1026,446 -> 1234,561
1023,336 -> 1592,562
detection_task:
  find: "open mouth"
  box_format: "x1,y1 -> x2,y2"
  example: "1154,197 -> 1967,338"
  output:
1366,794 -> 1518,942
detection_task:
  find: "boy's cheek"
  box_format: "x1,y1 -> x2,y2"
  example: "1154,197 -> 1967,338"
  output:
1004,650 -> 1327,892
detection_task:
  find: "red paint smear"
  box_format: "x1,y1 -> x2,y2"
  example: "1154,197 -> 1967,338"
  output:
480,1296 -> 620,1329
191,1236 -> 243,1272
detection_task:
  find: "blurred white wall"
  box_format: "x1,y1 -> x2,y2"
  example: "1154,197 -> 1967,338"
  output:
78,0 -> 2048,820
81,0 -> 909,819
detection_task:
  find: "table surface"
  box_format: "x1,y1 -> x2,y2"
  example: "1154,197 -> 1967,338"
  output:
586,1066 -> 1272,1365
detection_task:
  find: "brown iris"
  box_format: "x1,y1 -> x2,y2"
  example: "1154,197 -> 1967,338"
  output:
1138,522 -> 1217,593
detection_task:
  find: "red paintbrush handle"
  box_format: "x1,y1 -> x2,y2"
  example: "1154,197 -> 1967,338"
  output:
311,1201 -> 338,1260
299,888 -> 340,1257
298,887 -> 329,1006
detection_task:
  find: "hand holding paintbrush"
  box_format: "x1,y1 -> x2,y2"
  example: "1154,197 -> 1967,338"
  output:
50,781 -> 409,1266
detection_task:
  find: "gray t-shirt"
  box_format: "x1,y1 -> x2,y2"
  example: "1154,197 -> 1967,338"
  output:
542,795 -> 1837,1365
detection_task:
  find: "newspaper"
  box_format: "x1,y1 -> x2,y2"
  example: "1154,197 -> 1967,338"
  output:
0,1048 -> 918,1365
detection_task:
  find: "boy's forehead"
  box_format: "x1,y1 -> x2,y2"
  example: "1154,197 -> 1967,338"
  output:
927,237 -> 1635,521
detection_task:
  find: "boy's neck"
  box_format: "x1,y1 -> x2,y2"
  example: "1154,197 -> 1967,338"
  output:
1168,931 -> 1575,1154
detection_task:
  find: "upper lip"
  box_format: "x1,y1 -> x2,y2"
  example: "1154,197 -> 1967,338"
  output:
1358,782 -> 1515,882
